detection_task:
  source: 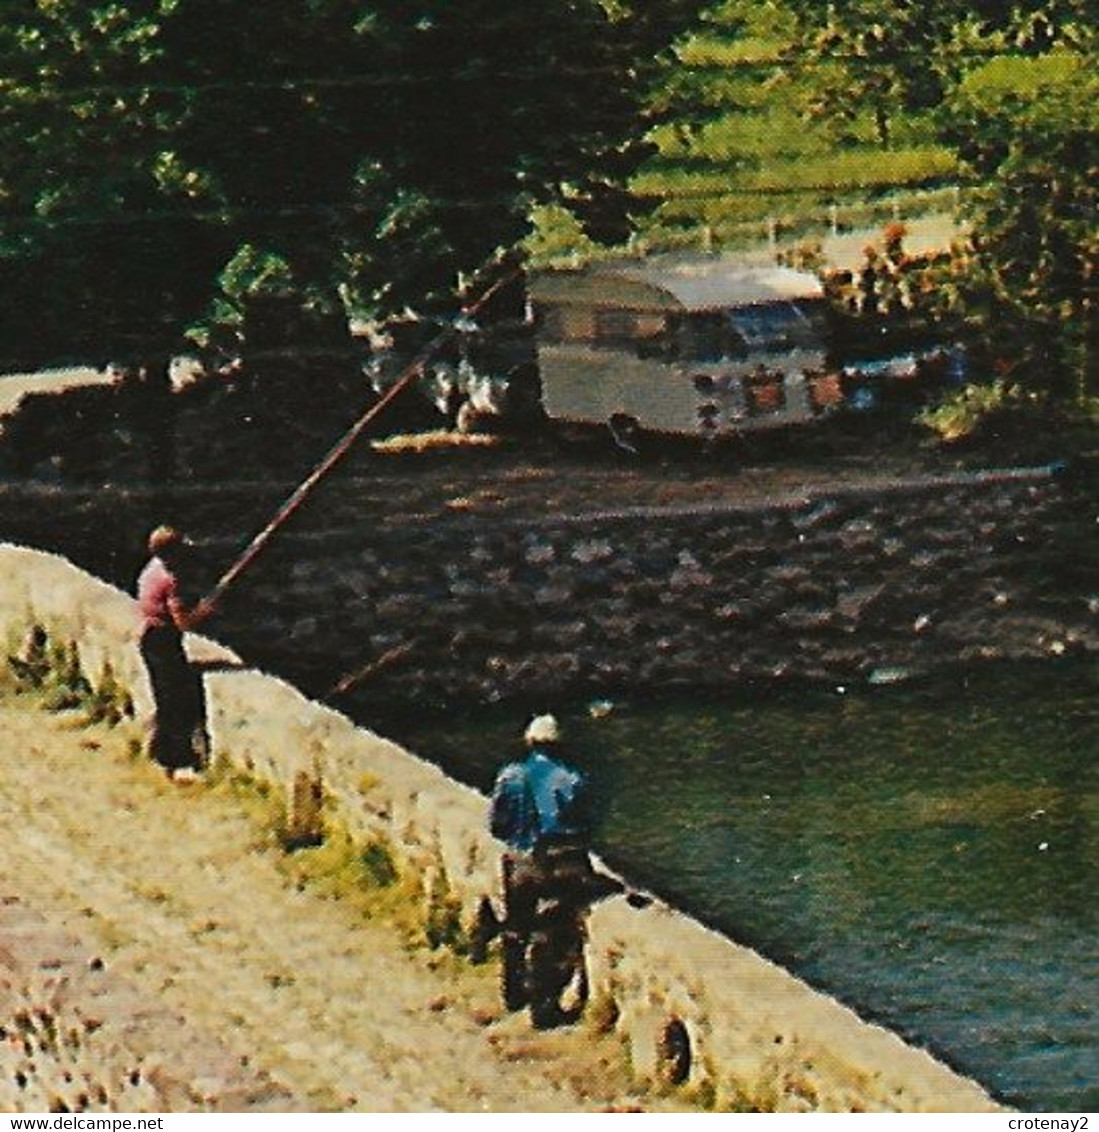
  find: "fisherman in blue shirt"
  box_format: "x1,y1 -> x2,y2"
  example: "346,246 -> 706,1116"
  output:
490,713 -> 588,852
488,713 -> 604,1027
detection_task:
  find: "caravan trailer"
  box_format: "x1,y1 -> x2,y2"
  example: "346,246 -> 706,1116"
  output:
529,261 -> 842,441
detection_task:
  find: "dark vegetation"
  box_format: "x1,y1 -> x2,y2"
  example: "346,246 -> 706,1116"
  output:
0,1 -> 701,368
0,1 -> 1094,484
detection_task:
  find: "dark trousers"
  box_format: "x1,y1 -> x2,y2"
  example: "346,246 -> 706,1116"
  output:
501,841 -> 600,1028
139,625 -> 207,773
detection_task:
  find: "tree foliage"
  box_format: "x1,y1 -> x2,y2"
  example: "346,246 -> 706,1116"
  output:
781,0 -> 1093,148
637,1 -> 1096,413
937,52 -> 1097,403
0,1 -> 700,373
636,0 -> 1096,255
0,1 -> 227,368
636,0 -> 962,250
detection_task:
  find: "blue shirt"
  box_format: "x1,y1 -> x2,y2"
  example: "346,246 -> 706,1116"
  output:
489,748 -> 587,852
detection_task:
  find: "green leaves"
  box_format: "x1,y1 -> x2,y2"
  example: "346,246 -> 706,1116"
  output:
0,0 -> 699,371
939,51 -> 1096,401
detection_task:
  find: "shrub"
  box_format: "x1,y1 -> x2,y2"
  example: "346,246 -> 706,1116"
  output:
82,660 -> 135,727
916,380 -> 1033,443
424,860 -> 466,952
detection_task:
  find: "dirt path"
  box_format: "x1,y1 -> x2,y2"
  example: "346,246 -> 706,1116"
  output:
0,699 -> 679,1113
0,368 -> 110,418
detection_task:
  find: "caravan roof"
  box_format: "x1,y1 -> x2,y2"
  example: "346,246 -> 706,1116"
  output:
529,261 -> 823,314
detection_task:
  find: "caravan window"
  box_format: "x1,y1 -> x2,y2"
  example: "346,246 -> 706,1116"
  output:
730,302 -> 823,352
594,309 -> 668,350
538,304 -> 669,351
594,309 -> 640,347
536,305 -> 597,343
670,312 -> 749,362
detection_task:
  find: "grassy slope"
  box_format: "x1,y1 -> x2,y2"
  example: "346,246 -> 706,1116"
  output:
634,0 -> 960,250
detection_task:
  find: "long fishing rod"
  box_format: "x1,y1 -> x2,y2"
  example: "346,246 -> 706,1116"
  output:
324,641 -> 416,700
199,254 -> 522,613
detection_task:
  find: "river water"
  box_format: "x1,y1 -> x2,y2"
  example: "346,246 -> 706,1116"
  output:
385,659 -> 1097,1112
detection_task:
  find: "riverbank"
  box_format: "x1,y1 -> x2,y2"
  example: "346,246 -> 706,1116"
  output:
0,446 -> 1093,714
0,543 -> 1002,1112
390,661 -> 1097,1111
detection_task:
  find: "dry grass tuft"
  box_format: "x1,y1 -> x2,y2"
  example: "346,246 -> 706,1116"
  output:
371,430 -> 500,454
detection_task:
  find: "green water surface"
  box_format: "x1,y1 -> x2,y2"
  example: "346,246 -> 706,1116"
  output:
387,660 -> 1097,1112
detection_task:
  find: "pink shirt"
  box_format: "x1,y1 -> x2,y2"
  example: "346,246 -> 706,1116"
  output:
137,556 -> 179,631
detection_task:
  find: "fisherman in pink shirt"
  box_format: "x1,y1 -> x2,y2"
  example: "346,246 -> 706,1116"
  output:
136,526 -> 216,781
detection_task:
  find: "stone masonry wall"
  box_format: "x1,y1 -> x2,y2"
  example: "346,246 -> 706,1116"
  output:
0,544 -> 999,1111
206,465 -> 1097,708
0,463 -> 1094,711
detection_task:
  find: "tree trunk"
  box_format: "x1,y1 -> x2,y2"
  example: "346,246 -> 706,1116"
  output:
874,101 -> 891,149
127,357 -> 176,484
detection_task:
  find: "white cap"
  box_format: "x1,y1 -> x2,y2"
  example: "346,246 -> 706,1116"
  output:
524,714 -> 560,745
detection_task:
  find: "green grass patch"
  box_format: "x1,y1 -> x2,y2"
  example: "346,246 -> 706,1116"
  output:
205,755 -> 474,954
5,620 -> 134,725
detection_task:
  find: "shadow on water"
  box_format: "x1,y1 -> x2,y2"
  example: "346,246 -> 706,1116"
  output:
379,658 -> 1098,1113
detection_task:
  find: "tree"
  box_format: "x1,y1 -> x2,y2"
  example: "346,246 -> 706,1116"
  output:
0,1 -> 700,376
331,0 -> 704,314
782,0 -> 1093,150
937,52 -> 1097,405
0,1 -> 228,371
633,0 -> 963,249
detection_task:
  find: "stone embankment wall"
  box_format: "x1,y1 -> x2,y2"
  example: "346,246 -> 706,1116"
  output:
0,544 -> 999,1112
211,465 -> 1096,707
0,460 -> 1093,709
